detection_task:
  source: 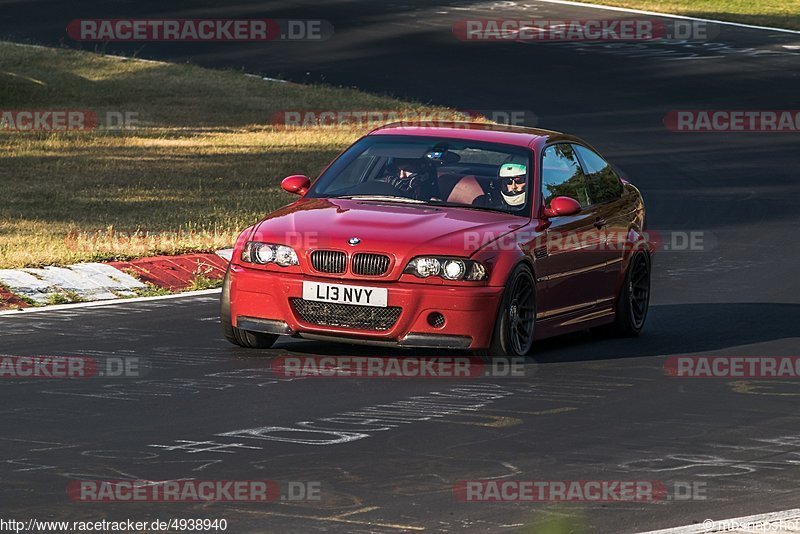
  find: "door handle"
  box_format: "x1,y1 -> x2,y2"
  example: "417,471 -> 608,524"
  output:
593,218 -> 606,229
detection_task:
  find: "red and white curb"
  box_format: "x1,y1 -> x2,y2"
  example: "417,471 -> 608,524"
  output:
0,250 -> 232,309
108,251 -> 230,291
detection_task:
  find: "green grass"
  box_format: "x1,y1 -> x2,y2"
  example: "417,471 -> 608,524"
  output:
0,42 -> 469,269
128,282 -> 173,298
186,274 -> 224,291
570,0 -> 800,30
46,290 -> 85,305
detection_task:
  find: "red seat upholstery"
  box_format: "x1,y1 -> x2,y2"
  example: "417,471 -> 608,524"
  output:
443,175 -> 485,205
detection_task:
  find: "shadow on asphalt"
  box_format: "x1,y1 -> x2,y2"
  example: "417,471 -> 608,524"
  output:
242,302 -> 800,364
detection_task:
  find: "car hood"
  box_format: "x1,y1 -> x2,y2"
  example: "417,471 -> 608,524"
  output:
251,197 -> 525,266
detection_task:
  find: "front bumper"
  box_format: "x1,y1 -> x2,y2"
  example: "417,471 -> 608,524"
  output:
229,264 -> 504,350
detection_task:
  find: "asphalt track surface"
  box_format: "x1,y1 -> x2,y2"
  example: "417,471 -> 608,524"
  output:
2,1 -> 800,532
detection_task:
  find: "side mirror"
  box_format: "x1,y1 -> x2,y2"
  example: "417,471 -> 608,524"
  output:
281,175 -> 311,196
543,196 -> 581,218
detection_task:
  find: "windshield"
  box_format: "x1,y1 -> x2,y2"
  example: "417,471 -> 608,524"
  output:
306,135 -> 533,214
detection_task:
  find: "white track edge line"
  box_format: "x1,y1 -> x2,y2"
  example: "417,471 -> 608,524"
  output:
0,288 -> 221,316
533,0 -> 800,35
637,507 -> 800,533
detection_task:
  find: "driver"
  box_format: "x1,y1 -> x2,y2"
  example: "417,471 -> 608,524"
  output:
381,158 -> 421,193
498,163 -> 527,207
381,157 -> 439,199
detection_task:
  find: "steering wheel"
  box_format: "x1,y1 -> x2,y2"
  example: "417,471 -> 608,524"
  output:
387,172 -> 421,193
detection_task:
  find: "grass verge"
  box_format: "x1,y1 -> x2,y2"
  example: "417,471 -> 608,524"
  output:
0,42 -> 467,269
568,0 -> 800,30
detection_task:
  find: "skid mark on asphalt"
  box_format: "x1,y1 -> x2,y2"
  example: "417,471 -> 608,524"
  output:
438,414 -> 523,427
729,380 -> 800,396
486,406 -> 578,416
619,433 -> 800,478
250,455 -> 522,499
0,437 -> 81,452
134,459 -> 223,473
438,406 -> 579,426
3,458 -> 56,472
228,506 -> 425,531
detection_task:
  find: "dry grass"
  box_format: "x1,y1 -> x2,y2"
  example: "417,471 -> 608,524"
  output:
0,43 -> 467,268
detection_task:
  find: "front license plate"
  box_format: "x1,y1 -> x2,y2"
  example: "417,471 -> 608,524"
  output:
302,281 -> 388,307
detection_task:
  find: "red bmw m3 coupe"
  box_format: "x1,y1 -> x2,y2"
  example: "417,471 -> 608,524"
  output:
221,123 -> 652,357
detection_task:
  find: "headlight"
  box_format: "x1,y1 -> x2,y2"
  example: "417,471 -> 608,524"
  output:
241,242 -> 299,266
442,259 -> 466,280
254,243 -> 275,264
415,257 -> 441,277
275,245 -> 299,267
404,257 -> 487,281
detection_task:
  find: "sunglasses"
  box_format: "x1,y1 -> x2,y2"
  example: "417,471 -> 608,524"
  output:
503,176 -> 526,185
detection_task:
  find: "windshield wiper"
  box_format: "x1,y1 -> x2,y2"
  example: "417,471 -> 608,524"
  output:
330,195 -> 426,204
425,200 -> 501,212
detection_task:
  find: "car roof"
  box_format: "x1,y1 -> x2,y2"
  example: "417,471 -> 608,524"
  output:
368,121 -> 582,148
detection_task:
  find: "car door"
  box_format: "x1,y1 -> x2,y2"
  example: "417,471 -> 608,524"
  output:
535,143 -> 607,319
572,144 -> 628,304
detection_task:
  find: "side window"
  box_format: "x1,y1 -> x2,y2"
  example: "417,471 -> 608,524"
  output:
541,144 -> 590,207
574,145 -> 623,203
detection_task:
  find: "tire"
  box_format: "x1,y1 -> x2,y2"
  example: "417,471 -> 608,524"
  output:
609,250 -> 651,337
220,267 -> 278,349
477,263 -> 536,359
